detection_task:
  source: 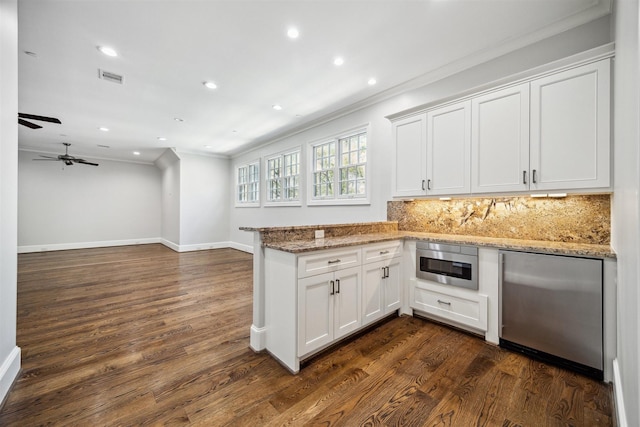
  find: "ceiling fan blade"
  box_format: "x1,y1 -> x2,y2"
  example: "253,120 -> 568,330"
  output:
76,159 -> 99,166
18,118 -> 42,129
32,158 -> 60,161
18,113 -> 62,124
38,155 -> 58,159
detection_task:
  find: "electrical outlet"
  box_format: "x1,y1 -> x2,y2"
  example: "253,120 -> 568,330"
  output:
315,229 -> 325,239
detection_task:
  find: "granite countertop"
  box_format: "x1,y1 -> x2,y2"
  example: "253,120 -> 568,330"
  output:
257,230 -> 615,258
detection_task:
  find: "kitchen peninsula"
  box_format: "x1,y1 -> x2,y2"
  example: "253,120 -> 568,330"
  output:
242,194 -> 617,376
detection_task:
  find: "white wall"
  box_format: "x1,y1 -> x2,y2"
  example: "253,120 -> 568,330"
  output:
229,16 -> 613,248
18,150 -> 162,252
156,148 -> 181,247
612,1 -> 640,426
0,0 -> 20,404
179,152 -> 230,248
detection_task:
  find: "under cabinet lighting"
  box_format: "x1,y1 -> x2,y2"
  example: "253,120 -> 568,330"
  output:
549,193 -> 567,198
439,197 -> 452,201
530,194 -> 548,198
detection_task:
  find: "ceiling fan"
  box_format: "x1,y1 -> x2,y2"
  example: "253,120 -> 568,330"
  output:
34,143 -> 99,166
18,113 -> 61,129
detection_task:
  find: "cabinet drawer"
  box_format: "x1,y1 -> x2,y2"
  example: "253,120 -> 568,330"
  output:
363,241 -> 402,263
298,248 -> 361,279
412,284 -> 487,331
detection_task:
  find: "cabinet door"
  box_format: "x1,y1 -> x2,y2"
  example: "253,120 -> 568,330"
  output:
384,258 -> 402,313
426,100 -> 471,195
392,114 -> 427,197
362,260 -> 386,326
530,59 -> 610,190
334,266 -> 362,340
298,272 -> 334,356
472,84 -> 530,193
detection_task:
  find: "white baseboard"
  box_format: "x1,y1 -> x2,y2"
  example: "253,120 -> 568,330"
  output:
0,346 -> 21,406
18,238 -> 161,253
18,239 -> 254,255
229,241 -> 253,254
250,324 -> 267,352
613,358 -> 628,427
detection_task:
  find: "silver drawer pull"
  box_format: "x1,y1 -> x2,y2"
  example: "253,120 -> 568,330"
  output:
327,259 -> 341,264
437,299 -> 451,306
379,250 -> 389,255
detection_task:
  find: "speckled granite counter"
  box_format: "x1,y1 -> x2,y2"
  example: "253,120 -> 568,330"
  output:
241,224 -> 615,258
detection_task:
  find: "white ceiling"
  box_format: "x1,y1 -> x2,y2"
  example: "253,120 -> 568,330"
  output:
17,0 -> 610,164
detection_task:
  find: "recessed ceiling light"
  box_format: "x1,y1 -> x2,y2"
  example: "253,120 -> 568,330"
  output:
368,78 -> 377,86
157,137 -> 167,141
133,151 -> 141,156
333,57 -> 344,66
97,46 -> 118,57
272,104 -> 283,111
287,27 -> 299,39
98,127 -> 109,132
174,117 -> 184,122
203,81 -> 217,90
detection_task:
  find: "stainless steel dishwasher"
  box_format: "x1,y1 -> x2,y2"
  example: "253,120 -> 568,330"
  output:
499,250 -> 603,379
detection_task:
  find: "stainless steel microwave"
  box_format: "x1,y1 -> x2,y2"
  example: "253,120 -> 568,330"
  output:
416,242 -> 478,290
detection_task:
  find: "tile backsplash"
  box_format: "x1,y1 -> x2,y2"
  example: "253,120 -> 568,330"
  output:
387,194 -> 610,245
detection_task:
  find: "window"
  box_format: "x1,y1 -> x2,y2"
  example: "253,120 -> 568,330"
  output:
308,127 -> 369,205
266,149 -> 301,205
236,160 -> 260,206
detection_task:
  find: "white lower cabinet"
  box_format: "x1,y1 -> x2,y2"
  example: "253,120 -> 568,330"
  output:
264,242 -> 403,373
410,279 -> 488,333
362,258 -> 402,326
298,266 -> 361,356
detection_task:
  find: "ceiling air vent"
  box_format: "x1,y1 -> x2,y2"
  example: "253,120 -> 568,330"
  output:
98,69 -> 124,84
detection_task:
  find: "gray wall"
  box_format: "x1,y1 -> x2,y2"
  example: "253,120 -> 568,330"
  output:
0,0 -> 20,404
612,1 -> 640,425
18,150 -> 162,251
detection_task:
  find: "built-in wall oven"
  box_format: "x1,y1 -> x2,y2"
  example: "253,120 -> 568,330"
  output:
416,242 -> 478,290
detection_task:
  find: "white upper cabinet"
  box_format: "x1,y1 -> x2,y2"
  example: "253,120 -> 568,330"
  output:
530,59 -> 610,190
471,83 -> 530,193
426,100 -> 471,195
391,114 -> 427,197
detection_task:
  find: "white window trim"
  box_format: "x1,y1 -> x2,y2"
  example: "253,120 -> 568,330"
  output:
235,159 -> 261,208
306,124 -> 371,206
264,146 -> 303,207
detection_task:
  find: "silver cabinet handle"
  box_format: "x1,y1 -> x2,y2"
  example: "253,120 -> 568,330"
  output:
427,179 -> 432,190
327,259 -> 341,264
379,250 -> 389,255
437,299 -> 451,306
381,267 -> 386,279
336,279 -> 340,294
523,170 -> 527,184
422,180 -> 426,191
330,280 -> 335,295
532,169 -> 537,183
385,266 -> 390,278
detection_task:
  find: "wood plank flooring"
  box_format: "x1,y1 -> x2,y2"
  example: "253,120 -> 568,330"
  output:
0,244 -> 613,426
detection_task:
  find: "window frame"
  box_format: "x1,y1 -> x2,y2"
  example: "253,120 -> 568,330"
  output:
235,159 -> 261,208
306,124 -> 371,206
264,147 -> 302,207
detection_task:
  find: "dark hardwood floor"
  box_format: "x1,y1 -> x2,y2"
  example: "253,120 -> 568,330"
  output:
0,244 -> 613,426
